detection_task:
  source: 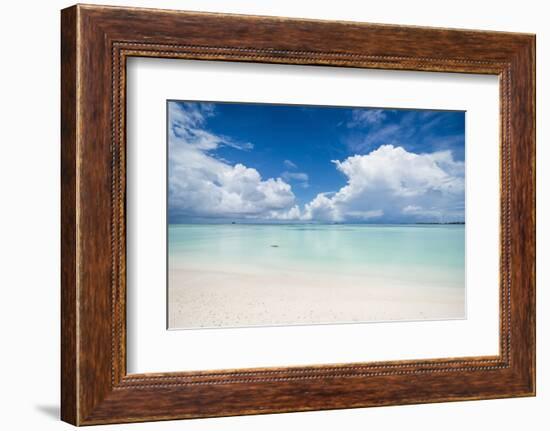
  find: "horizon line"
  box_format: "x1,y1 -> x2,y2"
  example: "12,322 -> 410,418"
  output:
168,221 -> 466,225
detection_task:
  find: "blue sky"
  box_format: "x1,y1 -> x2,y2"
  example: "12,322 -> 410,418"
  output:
168,100 -> 465,224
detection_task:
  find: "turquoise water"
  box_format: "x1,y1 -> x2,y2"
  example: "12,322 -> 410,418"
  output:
169,224 -> 465,288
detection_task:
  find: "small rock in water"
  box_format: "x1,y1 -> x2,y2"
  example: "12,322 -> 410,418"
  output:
270,244 -> 279,248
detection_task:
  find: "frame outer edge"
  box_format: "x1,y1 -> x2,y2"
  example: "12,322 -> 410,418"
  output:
531,34 -> 536,396
61,5 -> 79,426
507,35 -> 536,396
523,34 -> 536,395
526,35 -> 536,396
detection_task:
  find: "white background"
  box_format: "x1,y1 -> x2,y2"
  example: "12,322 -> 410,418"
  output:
127,59 -> 499,373
0,0 -> 547,430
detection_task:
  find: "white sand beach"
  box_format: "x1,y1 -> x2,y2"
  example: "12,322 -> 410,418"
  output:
168,263 -> 465,329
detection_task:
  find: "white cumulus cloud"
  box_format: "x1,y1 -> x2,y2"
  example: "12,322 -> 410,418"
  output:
169,102 -> 296,220
301,145 -> 464,223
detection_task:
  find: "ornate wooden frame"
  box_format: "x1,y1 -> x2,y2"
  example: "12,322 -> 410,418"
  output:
61,4 -> 535,425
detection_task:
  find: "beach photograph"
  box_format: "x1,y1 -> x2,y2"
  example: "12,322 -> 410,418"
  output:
167,100 -> 466,329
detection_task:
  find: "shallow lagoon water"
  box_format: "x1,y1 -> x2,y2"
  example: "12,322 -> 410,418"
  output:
169,224 -> 465,289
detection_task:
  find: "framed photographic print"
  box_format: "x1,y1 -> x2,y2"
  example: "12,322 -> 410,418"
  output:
61,4 -> 536,425
166,101 -> 467,330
